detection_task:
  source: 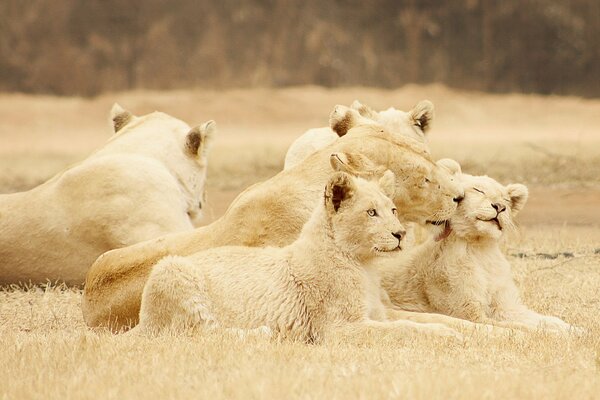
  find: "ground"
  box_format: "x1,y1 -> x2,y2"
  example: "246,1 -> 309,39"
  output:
1,85 -> 599,399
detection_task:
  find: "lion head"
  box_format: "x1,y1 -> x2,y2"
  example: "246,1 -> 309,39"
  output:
328,107 -> 464,226
331,99 -> 434,143
109,104 -> 216,225
323,170 -> 406,262
431,162 -> 529,241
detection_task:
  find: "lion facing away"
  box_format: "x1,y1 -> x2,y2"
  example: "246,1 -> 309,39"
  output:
135,171 -> 460,341
0,104 -> 215,286
283,100 -> 434,170
82,104 -> 464,331
379,167 -> 579,333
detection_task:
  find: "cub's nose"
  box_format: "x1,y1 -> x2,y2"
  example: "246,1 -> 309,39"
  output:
392,230 -> 406,242
492,203 -> 506,213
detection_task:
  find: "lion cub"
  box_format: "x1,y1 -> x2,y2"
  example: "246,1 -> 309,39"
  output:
380,167 -> 578,334
135,170 -> 460,341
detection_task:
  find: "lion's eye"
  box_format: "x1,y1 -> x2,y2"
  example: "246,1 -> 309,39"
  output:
473,188 -> 485,194
367,209 -> 378,217
425,178 -> 431,184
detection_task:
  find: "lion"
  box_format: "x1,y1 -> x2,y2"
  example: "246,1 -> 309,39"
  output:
0,104 -> 215,286
82,104 -> 464,331
134,170 -> 460,341
379,165 -> 580,334
283,100 -> 434,170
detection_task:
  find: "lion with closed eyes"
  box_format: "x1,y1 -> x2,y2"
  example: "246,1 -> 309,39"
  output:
379,163 -> 580,334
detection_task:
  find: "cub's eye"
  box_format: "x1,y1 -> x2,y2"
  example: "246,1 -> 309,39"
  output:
392,208 -> 398,216
367,209 -> 378,217
425,178 -> 431,183
473,188 -> 485,194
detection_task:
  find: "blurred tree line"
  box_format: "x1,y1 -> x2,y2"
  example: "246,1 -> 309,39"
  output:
0,0 -> 598,96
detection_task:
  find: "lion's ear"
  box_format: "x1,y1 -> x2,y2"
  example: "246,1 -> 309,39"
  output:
507,184 -> 528,216
350,100 -> 378,120
325,172 -> 357,213
110,103 -> 134,133
409,100 -> 434,134
329,105 -> 371,137
185,120 -> 216,158
329,152 -> 382,177
378,170 -> 396,198
436,158 -> 462,175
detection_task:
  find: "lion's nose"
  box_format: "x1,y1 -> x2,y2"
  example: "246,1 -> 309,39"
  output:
492,203 -> 506,213
392,230 -> 406,242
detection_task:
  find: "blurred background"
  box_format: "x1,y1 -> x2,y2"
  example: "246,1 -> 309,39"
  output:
1,0 -> 599,97
0,0 -> 599,225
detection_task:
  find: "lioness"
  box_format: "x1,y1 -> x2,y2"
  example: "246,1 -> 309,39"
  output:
283,100 -> 433,170
135,171 -> 459,341
380,166 -> 579,333
83,105 -> 464,331
0,105 -> 215,285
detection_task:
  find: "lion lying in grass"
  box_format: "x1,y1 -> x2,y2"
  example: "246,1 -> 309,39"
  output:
0,104 -> 215,286
82,105 -> 464,331
379,164 -> 579,334
284,100 -> 433,170
134,171 -> 460,341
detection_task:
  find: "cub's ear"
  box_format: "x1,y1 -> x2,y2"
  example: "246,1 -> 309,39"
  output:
409,100 -> 434,134
507,184 -> 528,215
185,120 -> 217,158
110,103 -> 134,133
350,100 -> 378,120
325,171 -> 357,213
329,105 -> 372,137
378,170 -> 396,198
329,152 -> 384,177
436,158 -> 462,175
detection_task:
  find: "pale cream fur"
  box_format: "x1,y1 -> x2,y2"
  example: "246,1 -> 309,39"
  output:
135,171 -> 460,341
82,105 -> 464,331
379,170 -> 580,334
0,104 -> 215,285
283,100 -> 433,170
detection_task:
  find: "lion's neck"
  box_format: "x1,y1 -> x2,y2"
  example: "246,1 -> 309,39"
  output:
289,206 -> 363,274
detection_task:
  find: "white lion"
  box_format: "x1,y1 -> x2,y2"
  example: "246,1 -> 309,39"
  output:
0,104 -> 215,286
283,100 -> 434,170
134,170 -> 460,341
379,165 -> 579,334
83,104 -> 464,331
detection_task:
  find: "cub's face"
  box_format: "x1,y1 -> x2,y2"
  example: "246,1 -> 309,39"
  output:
325,171 -> 406,262
449,174 -> 528,241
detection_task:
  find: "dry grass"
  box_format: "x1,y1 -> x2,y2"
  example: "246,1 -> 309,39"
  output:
1,227 -> 599,400
1,86 -> 600,399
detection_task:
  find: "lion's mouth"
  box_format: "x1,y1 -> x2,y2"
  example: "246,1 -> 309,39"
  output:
434,221 -> 452,241
374,245 -> 402,253
478,217 -> 502,230
427,219 -> 447,226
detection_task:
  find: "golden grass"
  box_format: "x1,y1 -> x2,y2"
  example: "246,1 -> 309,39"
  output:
1,86 -> 600,399
2,226 -> 599,400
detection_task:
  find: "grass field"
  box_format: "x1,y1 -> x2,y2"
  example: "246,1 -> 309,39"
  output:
1,85 -> 599,399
